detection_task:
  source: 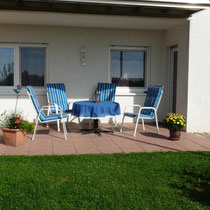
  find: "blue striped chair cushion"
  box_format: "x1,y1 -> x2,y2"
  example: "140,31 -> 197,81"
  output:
124,112 -> 154,119
97,83 -> 116,102
46,83 -> 70,113
42,113 -> 68,122
27,86 -> 68,122
141,86 -> 163,118
124,86 -> 163,119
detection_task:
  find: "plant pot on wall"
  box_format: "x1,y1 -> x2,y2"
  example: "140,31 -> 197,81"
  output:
169,130 -> 181,141
2,128 -> 26,147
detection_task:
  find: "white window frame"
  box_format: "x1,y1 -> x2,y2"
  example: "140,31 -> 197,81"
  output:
109,45 -> 151,96
0,44 -> 18,93
0,43 -> 48,95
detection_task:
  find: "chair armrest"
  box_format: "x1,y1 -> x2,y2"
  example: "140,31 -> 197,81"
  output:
38,105 -> 65,120
140,107 -> 156,111
41,105 -> 63,114
44,103 -> 63,113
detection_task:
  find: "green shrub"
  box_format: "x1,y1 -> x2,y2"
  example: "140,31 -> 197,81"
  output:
0,112 -> 34,134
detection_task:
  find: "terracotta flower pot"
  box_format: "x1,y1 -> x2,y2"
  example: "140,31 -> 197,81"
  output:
169,130 -> 181,141
2,128 -> 27,147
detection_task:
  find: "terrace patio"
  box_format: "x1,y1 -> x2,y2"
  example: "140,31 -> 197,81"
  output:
0,123 -> 209,155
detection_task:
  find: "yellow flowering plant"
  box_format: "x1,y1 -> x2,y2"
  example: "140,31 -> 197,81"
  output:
164,113 -> 186,132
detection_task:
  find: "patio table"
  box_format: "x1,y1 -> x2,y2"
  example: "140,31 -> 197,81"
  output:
71,100 -> 121,136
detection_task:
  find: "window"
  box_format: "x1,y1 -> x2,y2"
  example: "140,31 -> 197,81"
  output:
0,48 -> 14,86
0,44 -> 47,92
111,48 -> 147,87
20,47 -> 46,86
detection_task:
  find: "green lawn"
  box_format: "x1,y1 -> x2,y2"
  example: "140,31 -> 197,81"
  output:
0,152 -> 209,209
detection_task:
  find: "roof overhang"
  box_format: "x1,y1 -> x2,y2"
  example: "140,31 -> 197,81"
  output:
0,0 -> 209,18
0,10 -> 188,30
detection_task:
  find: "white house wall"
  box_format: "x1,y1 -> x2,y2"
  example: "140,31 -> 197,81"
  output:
187,8 -> 210,132
0,24 -> 167,123
165,22 -> 190,129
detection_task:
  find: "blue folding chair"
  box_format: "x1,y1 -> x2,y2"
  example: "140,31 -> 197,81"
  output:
120,85 -> 163,137
97,82 -> 116,102
46,83 -> 71,113
46,83 -> 73,131
27,86 -> 68,140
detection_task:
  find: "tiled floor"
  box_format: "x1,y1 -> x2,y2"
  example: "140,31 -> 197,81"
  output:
0,123 -> 210,155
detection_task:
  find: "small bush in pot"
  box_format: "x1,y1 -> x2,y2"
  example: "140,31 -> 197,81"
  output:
164,113 -> 186,140
0,112 -> 35,146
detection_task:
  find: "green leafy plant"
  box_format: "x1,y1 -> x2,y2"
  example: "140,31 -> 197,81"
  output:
164,113 -> 186,132
0,112 -> 34,134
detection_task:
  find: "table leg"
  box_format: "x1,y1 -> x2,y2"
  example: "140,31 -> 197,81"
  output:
93,119 -> 101,136
81,119 -> 114,136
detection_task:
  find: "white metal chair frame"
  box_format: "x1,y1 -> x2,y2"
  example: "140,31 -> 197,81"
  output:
120,89 -> 163,137
46,92 -> 77,132
27,91 -> 67,140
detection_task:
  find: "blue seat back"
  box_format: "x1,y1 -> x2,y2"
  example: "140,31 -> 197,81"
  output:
27,86 -> 46,121
97,83 -> 116,102
46,83 -> 69,113
141,86 -> 163,118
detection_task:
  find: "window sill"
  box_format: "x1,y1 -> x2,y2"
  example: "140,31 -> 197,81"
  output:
116,92 -> 146,96
115,87 -> 147,96
0,87 -> 46,96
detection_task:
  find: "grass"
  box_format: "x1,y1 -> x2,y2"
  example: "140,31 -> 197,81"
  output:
0,152 -> 209,209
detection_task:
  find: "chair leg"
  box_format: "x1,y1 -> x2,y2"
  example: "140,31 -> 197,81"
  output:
46,107 -> 50,128
57,120 -> 60,132
66,116 -> 69,132
62,122 -> 67,140
155,112 -> 159,134
120,115 -> 125,132
78,117 -> 82,129
134,116 -> 140,137
142,118 -> 145,131
32,116 -> 39,141
114,116 -> 117,127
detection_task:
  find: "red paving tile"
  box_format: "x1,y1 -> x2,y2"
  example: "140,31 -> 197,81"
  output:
0,123 -> 209,155
182,133 -> 210,150
92,139 -> 123,154
110,135 -> 145,153
4,138 -> 31,155
29,134 -> 53,155
72,136 -> 100,154
53,138 -> 77,155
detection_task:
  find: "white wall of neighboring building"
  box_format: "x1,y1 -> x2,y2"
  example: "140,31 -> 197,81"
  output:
187,8 -> 210,132
0,24 -> 168,123
165,22 -> 190,128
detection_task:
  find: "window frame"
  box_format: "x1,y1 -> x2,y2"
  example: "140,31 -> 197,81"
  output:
0,44 -> 18,92
109,46 -> 150,95
0,43 -> 48,94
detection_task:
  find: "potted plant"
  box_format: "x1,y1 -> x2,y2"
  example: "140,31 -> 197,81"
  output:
0,112 -> 34,146
164,113 -> 186,140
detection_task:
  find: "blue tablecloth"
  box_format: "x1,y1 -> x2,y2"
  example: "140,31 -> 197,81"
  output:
71,101 -> 121,118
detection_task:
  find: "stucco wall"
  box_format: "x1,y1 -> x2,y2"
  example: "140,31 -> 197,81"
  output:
187,8 -> 210,132
0,24 -> 167,123
165,22 -> 189,129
